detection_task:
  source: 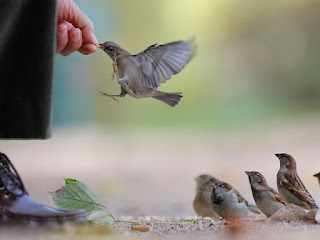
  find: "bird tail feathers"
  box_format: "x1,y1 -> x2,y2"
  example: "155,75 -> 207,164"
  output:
152,92 -> 183,107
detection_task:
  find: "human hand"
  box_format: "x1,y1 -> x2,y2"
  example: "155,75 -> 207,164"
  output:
56,0 -> 98,56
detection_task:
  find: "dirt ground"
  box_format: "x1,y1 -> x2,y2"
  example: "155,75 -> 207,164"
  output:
1,115 -> 320,239
1,217 -> 320,240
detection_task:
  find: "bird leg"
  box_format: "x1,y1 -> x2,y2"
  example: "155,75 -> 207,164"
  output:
99,91 -> 120,102
99,87 -> 127,103
112,60 -> 119,80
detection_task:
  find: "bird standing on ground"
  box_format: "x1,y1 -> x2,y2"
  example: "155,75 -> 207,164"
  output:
245,171 -> 285,217
193,174 -> 220,218
276,153 -> 318,210
96,40 -> 195,107
210,180 -> 257,219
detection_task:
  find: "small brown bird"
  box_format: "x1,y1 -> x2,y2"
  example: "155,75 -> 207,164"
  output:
96,40 -> 195,107
193,174 -> 220,218
210,180 -> 250,219
245,171 -> 285,217
276,153 -> 318,210
314,172 -> 320,186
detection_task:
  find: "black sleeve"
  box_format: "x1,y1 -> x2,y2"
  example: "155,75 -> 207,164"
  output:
0,0 -> 57,139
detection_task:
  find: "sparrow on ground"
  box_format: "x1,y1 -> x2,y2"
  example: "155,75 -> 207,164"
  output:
314,172 -> 320,186
193,174 -> 220,218
245,171 -> 286,217
210,180 -> 251,219
276,153 -> 318,210
96,40 -> 195,107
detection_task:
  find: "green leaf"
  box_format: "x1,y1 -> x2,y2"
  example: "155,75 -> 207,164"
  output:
51,180 -> 114,229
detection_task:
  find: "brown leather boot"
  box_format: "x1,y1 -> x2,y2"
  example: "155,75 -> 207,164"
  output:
0,153 -> 87,227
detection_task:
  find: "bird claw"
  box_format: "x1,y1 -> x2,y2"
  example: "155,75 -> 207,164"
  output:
99,91 -> 119,103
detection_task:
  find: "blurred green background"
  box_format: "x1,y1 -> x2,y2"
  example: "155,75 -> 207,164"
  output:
54,0 -> 320,131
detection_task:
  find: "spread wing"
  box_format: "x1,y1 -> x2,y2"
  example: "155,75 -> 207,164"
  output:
133,40 -> 194,90
269,188 -> 286,205
281,173 -> 318,208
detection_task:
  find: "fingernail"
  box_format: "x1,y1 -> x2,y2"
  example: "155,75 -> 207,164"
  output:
71,31 -> 81,41
91,33 -> 98,44
58,25 -> 67,37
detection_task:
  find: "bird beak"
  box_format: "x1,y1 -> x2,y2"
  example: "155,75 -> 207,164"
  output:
195,176 -> 202,182
96,44 -> 105,50
314,173 -> 320,178
245,171 -> 251,176
275,153 -> 281,159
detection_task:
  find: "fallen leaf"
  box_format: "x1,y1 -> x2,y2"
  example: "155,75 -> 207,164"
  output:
51,179 -> 114,229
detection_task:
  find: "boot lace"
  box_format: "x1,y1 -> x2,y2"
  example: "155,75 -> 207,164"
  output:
0,153 -> 26,197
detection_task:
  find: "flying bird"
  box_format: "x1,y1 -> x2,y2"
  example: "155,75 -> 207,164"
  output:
96,40 -> 195,107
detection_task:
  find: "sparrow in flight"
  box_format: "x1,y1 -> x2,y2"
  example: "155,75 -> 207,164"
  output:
96,40 -> 195,107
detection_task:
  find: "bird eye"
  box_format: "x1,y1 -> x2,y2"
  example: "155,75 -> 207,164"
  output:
106,46 -> 113,51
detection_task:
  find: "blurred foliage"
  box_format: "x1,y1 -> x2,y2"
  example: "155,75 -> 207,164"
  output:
54,0 -> 320,131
